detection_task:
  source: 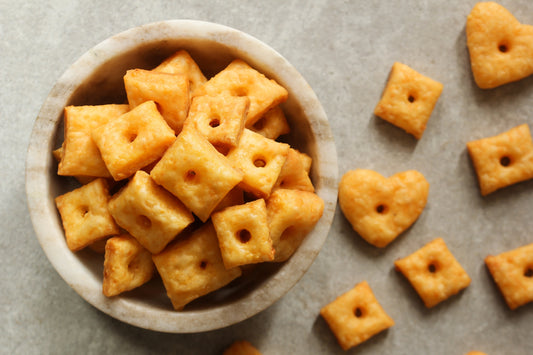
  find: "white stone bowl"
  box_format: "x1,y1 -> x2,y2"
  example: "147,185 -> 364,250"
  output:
25,20 -> 337,333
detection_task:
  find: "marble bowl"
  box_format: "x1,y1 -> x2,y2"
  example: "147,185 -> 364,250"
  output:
25,20 -> 337,333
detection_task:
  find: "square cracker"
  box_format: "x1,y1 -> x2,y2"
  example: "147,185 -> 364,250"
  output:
152,222 -> 242,310
124,69 -> 189,132
273,148 -> 315,193
55,178 -> 119,251
466,2 -> 533,89
485,243 -> 533,310
320,281 -> 394,351
92,100 -> 176,181
211,198 -> 274,269
467,123 -> 533,196
394,238 -> 471,308
226,129 -> 290,198
193,59 -> 288,126
108,170 -> 194,254
249,105 -> 290,140
152,49 -> 207,94
103,234 -> 155,297
184,94 -> 249,152
150,126 -> 243,222
58,104 -> 129,178
267,189 -> 324,262
223,341 -> 262,355
374,62 -> 443,139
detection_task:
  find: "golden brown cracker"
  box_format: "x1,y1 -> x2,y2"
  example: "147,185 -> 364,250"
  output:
467,2 -> 533,89
338,169 -> 429,248
467,124 -> 533,196
485,243 -> 533,310
320,281 -> 394,351
374,62 -> 443,139
395,238 -> 471,308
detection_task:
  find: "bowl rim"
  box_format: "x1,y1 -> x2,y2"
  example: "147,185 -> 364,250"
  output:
25,19 -> 338,333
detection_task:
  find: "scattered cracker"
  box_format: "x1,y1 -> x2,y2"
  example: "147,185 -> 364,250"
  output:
223,340 -> 262,355
374,62 -> 443,139
467,123 -> 533,196
466,2 -> 533,89
320,281 -> 394,351
338,169 -> 429,248
485,243 -> 533,310
395,238 -> 471,308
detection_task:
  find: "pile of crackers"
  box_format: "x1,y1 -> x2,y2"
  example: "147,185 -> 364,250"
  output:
54,50 -> 324,310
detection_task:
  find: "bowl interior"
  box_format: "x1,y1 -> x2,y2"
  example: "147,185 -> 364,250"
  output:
27,20 -> 337,333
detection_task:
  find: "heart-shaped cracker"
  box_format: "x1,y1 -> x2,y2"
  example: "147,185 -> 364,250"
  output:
338,169 -> 429,248
466,2 -> 533,89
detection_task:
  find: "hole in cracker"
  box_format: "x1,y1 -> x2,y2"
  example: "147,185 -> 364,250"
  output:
376,204 -> 387,214
354,307 -> 364,318
199,260 -> 208,270
127,132 -> 138,143
136,214 -> 151,229
254,157 -> 267,168
525,267 -> 533,278
236,229 -> 252,243
408,95 -> 416,103
234,87 -> 248,97
80,206 -> 89,217
280,226 -> 296,241
185,170 -> 197,182
214,144 -> 230,156
209,118 -> 220,128
498,43 -> 509,53
500,156 -> 511,167
428,263 -> 437,273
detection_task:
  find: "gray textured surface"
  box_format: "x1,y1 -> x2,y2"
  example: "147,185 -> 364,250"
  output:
2,1 -> 533,354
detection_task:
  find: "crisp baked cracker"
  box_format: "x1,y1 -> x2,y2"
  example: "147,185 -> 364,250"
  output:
320,281 -> 394,351
193,59 -> 288,125
467,124 -> 533,196
124,69 -> 189,132
103,234 -> 155,297
55,178 -> 119,251
249,105 -> 290,140
108,171 -> 194,254
485,243 -> 533,310
58,104 -> 129,178
92,100 -> 175,181
394,238 -> 471,308
226,129 -> 290,198
338,169 -> 429,248
466,2 -> 533,89
184,94 -> 249,152
273,148 -> 314,192
150,127 -> 243,222
374,62 -> 443,139
267,189 -> 324,262
212,199 -> 274,269
152,222 -> 242,310
152,49 -> 207,94
223,340 -> 262,355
